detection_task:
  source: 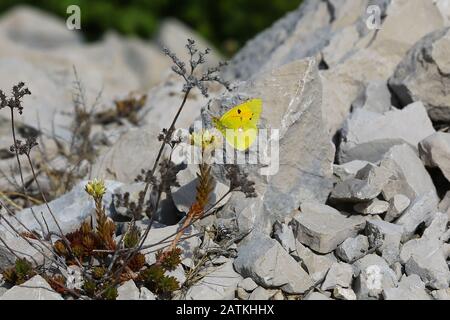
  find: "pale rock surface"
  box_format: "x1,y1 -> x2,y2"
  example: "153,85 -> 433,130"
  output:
292,202 -> 366,253
0,275 -> 62,300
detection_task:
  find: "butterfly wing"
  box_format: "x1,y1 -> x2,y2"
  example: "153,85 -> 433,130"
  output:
213,98 -> 262,151
242,98 -> 262,128
222,126 -> 258,151
219,98 -> 262,129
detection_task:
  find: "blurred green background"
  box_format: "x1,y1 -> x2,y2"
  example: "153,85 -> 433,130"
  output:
0,0 -> 303,56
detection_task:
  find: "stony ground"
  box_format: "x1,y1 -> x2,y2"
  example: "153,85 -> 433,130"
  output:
1,0 -> 450,300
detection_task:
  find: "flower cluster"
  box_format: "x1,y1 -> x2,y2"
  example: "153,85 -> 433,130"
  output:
163,38 -> 231,98
85,179 -> 106,200
9,137 -> 38,156
0,82 -> 31,114
190,129 -> 221,151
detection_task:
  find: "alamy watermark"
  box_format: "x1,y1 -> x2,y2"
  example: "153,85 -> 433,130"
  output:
66,5 -> 81,30
366,5 -> 382,30
173,120 -> 280,176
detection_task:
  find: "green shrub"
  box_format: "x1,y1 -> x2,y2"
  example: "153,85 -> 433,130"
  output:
0,0 -> 302,55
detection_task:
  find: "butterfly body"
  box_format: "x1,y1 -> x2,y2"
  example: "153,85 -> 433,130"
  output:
212,98 -> 262,151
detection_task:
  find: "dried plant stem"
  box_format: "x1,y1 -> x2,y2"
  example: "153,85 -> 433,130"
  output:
45,276 -> 83,299
97,190 -> 230,258
105,220 -> 130,275
25,154 -> 84,269
0,191 -> 23,210
0,205 -> 66,269
145,89 -> 191,195
0,233 -> 21,261
118,89 -> 192,278
1,191 -> 43,206
9,108 -> 27,205
144,190 -> 230,253
166,215 -> 195,255
92,232 -> 202,255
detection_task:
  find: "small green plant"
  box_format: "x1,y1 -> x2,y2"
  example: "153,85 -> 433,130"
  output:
2,258 -> 35,285
139,264 -> 180,295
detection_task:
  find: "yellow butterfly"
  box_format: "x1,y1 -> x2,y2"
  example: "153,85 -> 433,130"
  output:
212,98 -> 262,151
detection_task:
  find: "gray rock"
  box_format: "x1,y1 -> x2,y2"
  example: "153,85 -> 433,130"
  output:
112,183 -> 181,226
185,261 -> 242,300
435,0 -> 450,23
292,202 -> 365,253
234,232 -> 314,294
321,262 -> 353,291
354,199 -> 389,215
209,256 -> 228,266
385,194 -> 411,222
419,132 -> 450,182
422,212 -> 450,242
380,144 -> 439,206
141,223 -> 201,263
0,246 -> 15,270
0,237 -> 53,268
317,0 -> 444,135
65,265 -> 83,291
383,274 -> 432,300
293,241 -> 336,282
248,287 -> 276,300
395,192 -> 438,241
0,275 -> 62,300
331,179 -> 382,203
335,235 -> 369,263
333,160 -> 372,181
405,255 -> 450,290
139,287 -> 156,300
339,102 -> 435,163
91,126 -> 165,184
333,286 -> 357,300
400,213 -> 450,289
352,254 -> 398,300
0,286 -> 7,298
165,264 -> 187,287
238,278 -> 258,292
322,25 -> 360,68
351,80 -> 392,114
389,27 -> 450,122
236,287 -> 250,300
303,291 -> 332,300
366,219 -> 403,265
273,222 -> 296,253
393,262 -> 403,281
140,73 -> 213,133
117,280 -> 140,300
170,142 -> 231,215
112,182 -> 150,219
0,6 -> 82,49
432,288 -> 450,300
272,290 -> 285,300
331,164 -> 392,203
439,191 -> 450,218
224,0 -> 331,81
